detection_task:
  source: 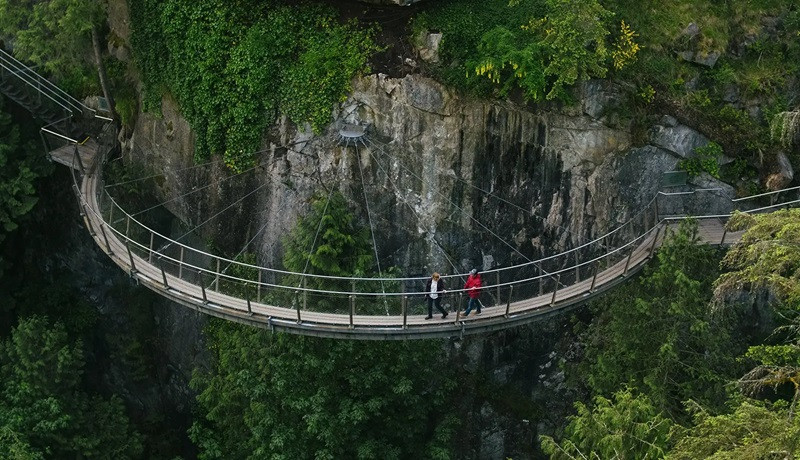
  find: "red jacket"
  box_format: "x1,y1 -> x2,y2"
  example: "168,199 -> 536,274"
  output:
464,274 -> 481,299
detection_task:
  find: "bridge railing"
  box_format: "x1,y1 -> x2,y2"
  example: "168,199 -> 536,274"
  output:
81,134 -> 800,321
0,48 -> 89,117
82,173 -> 800,324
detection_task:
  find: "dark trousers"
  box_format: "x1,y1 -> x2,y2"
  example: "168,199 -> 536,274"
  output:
427,296 -> 446,317
464,297 -> 481,315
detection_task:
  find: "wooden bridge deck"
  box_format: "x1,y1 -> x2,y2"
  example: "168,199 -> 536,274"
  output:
49,139 -> 98,172
75,155 -> 750,339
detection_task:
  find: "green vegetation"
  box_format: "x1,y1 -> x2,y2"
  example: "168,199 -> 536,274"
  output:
129,0 -> 378,171
541,388 -> 674,459
0,316 -> 142,458
413,0 -> 800,178
544,212 -> 800,458
0,98 -> 46,274
415,0 -> 637,102
190,324 -> 459,459
190,189 -> 459,459
0,0 -> 116,112
679,141 -> 723,178
577,221 -> 736,417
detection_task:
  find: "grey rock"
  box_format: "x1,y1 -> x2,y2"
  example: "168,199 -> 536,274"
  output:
682,22 -> 701,39
415,31 -> 443,64
723,84 -> 740,103
678,50 -> 696,62
650,123 -> 710,158
694,50 -> 721,68
478,403 -> 506,460
581,79 -> 621,120
660,115 -> 678,127
678,50 -> 721,68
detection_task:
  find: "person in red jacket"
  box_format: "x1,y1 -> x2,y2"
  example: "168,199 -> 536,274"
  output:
463,269 -> 482,316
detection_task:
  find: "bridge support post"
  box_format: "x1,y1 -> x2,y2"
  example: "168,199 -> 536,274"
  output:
257,270 -> 262,303
505,285 -> 513,318
198,271 -> 208,304
99,222 -> 113,256
158,257 -> 169,289
213,259 -> 221,291
73,145 -> 86,176
125,215 -> 131,238
457,292 -> 463,313
623,247 -> 633,276
148,233 -> 154,263
496,272 -> 500,306
108,200 -> 114,226
402,295 -> 408,329
654,194 -> 659,224
538,265 -> 543,295
574,252 -> 580,282
720,225 -> 728,245
246,290 -> 253,316
178,246 -> 184,279
295,291 -> 301,323
550,275 -> 560,306
349,295 -> 355,329
590,263 -> 598,293
126,240 -> 136,274
649,226 -> 661,258
304,278 -> 309,311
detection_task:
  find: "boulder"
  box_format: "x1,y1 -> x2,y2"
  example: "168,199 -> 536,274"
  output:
415,31 -> 443,64
581,80 -> 622,120
650,123 -> 710,158
682,22 -> 701,39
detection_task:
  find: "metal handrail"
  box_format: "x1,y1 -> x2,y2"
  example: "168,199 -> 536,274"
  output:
0,49 -> 89,114
84,185 -> 800,298
96,179 -> 798,287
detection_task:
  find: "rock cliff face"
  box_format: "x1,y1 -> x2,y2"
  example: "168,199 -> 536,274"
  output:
127,73 -> 728,280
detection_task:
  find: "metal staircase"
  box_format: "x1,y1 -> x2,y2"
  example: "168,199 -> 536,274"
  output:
0,47 -> 114,171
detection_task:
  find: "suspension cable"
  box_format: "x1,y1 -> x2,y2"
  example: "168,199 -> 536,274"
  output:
127,161 -> 262,218
356,143 -> 389,313
165,182 -> 268,249
300,184 -> 336,283
367,137 -> 565,287
104,157 -> 225,188
365,146 -> 466,287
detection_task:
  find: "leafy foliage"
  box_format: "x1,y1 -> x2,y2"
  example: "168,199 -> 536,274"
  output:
718,209 -> 800,307
417,0 -> 636,102
190,324 -> 458,460
679,141 -> 723,178
530,0 -> 613,100
0,0 -> 103,95
0,316 -> 142,458
577,220 -> 738,417
279,191 -> 374,311
130,0 -> 378,171
190,190 -> 458,458
669,400 -> 800,459
0,98 -> 48,275
540,388 -> 674,459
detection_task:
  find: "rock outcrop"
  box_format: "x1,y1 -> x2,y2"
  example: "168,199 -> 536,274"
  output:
127,74 -> 735,279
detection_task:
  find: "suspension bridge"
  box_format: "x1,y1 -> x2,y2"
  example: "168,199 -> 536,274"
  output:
4,48 -> 799,339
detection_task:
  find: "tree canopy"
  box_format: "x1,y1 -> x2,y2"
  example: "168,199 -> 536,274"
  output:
0,316 -> 142,458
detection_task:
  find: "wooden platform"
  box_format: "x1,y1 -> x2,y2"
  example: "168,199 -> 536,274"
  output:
49,138 -> 98,172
